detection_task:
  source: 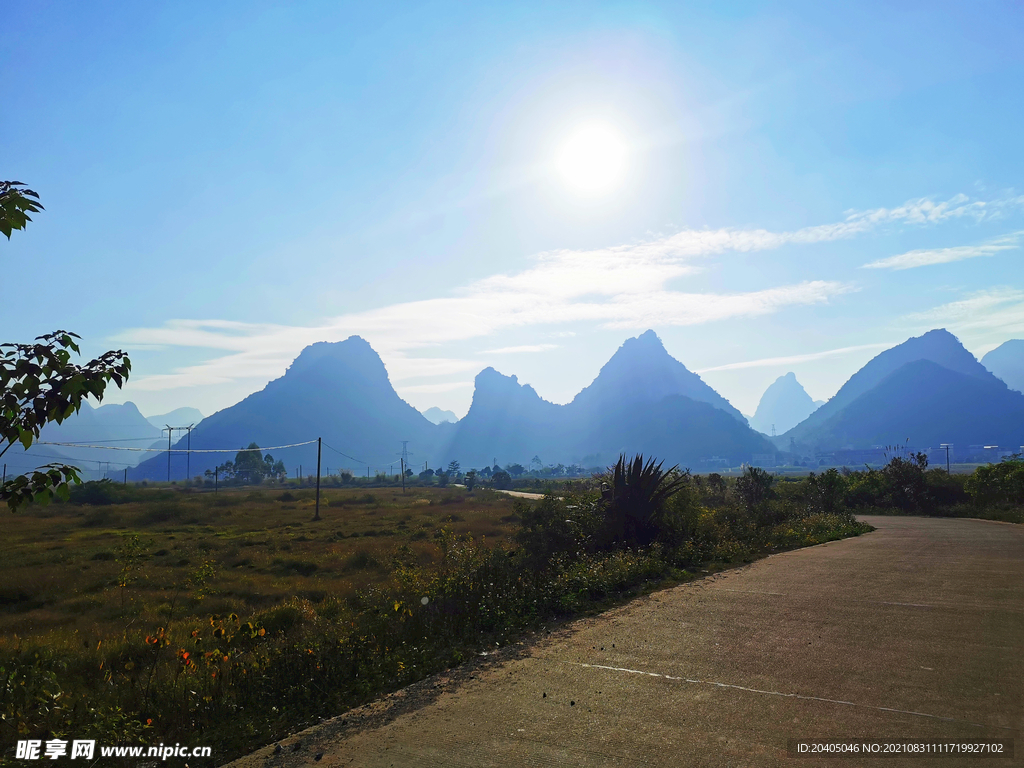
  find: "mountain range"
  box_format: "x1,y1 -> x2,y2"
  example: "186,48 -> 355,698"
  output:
130,331 -> 772,479
118,327 -> 1024,480
782,329 -> 1024,454
441,331 -> 768,467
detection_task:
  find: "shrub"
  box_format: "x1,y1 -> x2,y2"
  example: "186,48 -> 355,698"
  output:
735,466 -> 778,525
965,455 -> 1024,506
806,468 -> 847,515
596,455 -> 689,547
68,480 -> 127,506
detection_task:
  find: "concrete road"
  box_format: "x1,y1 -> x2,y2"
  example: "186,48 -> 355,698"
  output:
226,516 -> 1022,767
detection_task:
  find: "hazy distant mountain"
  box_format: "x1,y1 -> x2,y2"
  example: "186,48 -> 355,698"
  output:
749,372 -> 819,435
131,337 -> 445,481
782,329 -> 1024,451
569,330 -> 746,422
440,331 -> 771,467
119,330 -> 797,481
795,359 -> 1024,450
785,329 -> 1001,445
35,401 -> 163,473
982,340 -> 1024,393
421,407 -> 459,425
146,407 -> 204,430
440,368 -> 564,466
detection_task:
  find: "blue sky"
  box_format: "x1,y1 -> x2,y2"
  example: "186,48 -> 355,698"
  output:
3,1 -> 1023,418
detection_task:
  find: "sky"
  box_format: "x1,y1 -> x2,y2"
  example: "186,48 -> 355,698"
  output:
3,1 -> 1023,420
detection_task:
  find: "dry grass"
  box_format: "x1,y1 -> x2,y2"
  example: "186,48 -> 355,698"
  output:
0,485 -> 517,645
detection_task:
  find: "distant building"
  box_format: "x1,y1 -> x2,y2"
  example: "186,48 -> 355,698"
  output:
750,453 -> 777,468
816,447 -> 889,468
699,456 -> 730,468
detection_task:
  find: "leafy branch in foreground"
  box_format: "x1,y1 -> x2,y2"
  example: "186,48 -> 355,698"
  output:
0,331 -> 130,511
0,464 -> 81,510
0,181 -> 44,239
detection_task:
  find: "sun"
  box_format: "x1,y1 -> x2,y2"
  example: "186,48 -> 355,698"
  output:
555,122 -> 628,196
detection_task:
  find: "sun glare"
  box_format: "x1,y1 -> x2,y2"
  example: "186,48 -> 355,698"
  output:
555,122 -> 628,196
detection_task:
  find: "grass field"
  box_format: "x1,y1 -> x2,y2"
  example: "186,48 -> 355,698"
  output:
0,485 -> 518,644
0,476 -> 873,764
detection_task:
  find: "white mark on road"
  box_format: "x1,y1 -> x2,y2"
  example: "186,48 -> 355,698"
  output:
713,589 -> 1019,614
565,662 -> 1015,731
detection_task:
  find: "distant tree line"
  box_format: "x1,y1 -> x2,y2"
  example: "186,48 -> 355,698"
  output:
203,443 -> 287,485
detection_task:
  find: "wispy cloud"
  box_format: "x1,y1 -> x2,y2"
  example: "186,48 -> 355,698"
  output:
115,192 -> 1021,394
862,231 -> 1022,270
903,288 -> 1024,338
696,342 -> 893,373
398,381 -> 474,393
480,344 -> 559,354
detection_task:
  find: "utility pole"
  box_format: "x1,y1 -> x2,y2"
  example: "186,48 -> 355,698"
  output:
163,425 -> 191,482
124,468 -> 127,485
185,423 -> 194,481
215,466 -> 219,494
940,443 -> 952,474
314,438 -> 322,521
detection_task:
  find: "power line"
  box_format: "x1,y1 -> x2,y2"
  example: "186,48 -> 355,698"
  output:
36,439 -> 319,453
321,441 -> 368,466
11,450 -> 135,467
43,436 -> 164,444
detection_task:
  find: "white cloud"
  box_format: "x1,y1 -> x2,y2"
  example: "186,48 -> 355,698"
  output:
114,192 -> 1021,395
697,342 -> 893,373
903,288 -> 1024,338
481,344 -> 559,354
862,231 -> 1022,270
400,381 -> 474,393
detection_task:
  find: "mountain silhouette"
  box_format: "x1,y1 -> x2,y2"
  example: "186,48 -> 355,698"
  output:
793,359 -> 1024,450
569,330 -> 745,422
421,407 -> 459,424
749,372 -> 819,435
127,331 -> 769,478
131,337 -> 444,481
785,329 -> 1000,445
982,340 -> 1024,393
36,401 -> 163,472
783,329 -> 1023,451
146,407 -> 204,431
441,367 -> 564,466
440,331 -> 770,467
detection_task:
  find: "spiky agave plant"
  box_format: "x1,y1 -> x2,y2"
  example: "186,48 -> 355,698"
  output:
600,454 -> 688,547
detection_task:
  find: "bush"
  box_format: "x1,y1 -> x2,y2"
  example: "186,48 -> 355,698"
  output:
597,455 -> 689,547
735,466 -> 779,526
965,455 -> 1024,506
68,480 -> 127,505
